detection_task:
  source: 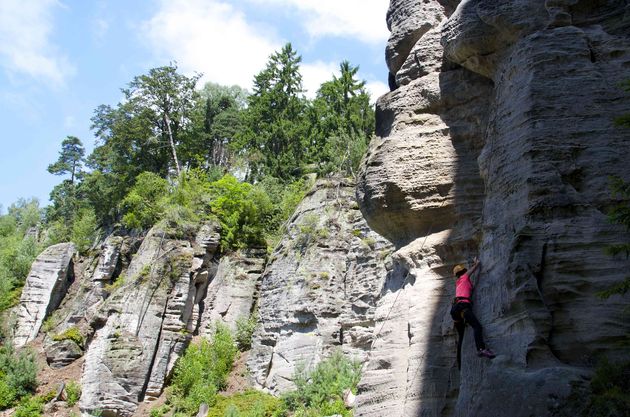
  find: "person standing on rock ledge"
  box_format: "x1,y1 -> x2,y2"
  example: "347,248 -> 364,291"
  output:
450,258 -> 496,369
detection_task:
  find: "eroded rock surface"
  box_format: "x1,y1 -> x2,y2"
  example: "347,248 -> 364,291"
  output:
79,224 -> 220,417
13,243 -> 76,347
44,235 -> 131,368
356,1 -> 630,416
200,248 -> 266,335
249,179 -> 393,393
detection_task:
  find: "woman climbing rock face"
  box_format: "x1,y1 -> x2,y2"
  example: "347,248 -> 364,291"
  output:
450,258 -> 496,369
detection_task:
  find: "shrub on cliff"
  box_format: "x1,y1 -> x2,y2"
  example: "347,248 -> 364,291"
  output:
281,349 -> 361,417
0,346 -> 37,410
168,323 -> 237,416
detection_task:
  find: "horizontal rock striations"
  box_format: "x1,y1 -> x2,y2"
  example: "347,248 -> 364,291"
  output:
357,0 -> 630,416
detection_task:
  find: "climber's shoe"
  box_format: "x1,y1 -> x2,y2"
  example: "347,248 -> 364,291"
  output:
477,348 -> 496,359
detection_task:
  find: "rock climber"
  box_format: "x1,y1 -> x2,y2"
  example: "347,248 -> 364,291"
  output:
451,258 -> 495,369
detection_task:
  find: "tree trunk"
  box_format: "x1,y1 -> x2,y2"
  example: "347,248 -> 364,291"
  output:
163,113 -> 181,176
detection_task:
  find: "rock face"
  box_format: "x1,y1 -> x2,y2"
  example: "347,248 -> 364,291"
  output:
13,243 -> 76,347
44,235 -> 129,368
79,224 -> 220,416
356,1 -> 630,416
249,179 -> 393,393
200,248 -> 267,335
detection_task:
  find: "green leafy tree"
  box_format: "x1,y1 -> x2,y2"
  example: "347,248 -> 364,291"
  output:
87,64 -> 201,223
123,64 -> 202,175
181,83 -> 248,170
120,172 -> 170,230
237,43 -> 308,180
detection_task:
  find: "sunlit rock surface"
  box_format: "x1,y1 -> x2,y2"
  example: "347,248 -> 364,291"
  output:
356,0 -> 630,416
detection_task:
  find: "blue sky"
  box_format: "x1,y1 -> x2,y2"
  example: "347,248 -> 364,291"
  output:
0,0 -> 390,211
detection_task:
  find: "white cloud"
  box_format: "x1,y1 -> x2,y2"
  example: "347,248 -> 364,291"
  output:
301,61 -> 338,99
142,0 -> 282,89
0,0 -> 74,87
247,0 -> 389,44
365,80 -> 389,102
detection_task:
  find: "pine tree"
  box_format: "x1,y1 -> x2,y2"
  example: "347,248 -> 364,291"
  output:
47,136 -> 85,185
237,43 -> 308,180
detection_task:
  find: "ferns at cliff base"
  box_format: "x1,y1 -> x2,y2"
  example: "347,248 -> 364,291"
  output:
168,324 -> 237,416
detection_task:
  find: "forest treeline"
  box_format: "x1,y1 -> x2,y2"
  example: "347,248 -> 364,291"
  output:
0,43 -> 375,315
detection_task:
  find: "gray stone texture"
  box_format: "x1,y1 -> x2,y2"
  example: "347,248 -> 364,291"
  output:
199,248 -> 266,335
79,224 -> 220,417
249,179 -> 393,393
13,243 -> 76,347
356,0 -> 630,416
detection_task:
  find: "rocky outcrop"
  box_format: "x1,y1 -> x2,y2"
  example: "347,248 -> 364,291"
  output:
43,235 -> 130,368
249,179 -> 393,393
79,223 -> 220,417
13,243 -> 76,347
200,248 -> 266,335
356,1 -> 630,416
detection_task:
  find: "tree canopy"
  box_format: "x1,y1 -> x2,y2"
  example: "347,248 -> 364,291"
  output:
39,43 -> 375,251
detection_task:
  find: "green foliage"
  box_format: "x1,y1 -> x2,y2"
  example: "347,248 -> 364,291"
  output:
207,175 -> 273,250
65,381 -> 81,407
104,274 -> 125,294
71,208 -> 98,253
149,404 -> 172,417
281,350 -> 361,417
52,327 -> 85,347
236,43 -> 309,181
0,202 -> 44,313
0,346 -> 38,410
47,136 -> 85,185
205,390 -> 283,417
169,323 -> 237,415
308,61 -> 374,177
120,172 -> 170,230
13,395 -> 44,417
235,315 -> 257,351
564,360 -> 630,417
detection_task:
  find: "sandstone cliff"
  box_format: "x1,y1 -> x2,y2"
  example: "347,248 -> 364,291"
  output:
356,1 -> 630,416
249,179 -> 393,393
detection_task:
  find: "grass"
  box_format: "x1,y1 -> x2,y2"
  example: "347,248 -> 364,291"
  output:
52,326 -> 85,347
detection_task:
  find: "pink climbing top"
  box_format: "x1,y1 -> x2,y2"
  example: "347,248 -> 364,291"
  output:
455,273 -> 473,300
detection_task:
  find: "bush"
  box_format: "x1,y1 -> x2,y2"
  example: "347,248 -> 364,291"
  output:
235,315 -> 257,351
13,395 -> 44,417
0,346 -> 38,410
0,234 -> 42,313
120,172 -> 170,229
207,175 -> 273,250
206,390 -> 282,417
71,208 -> 99,253
65,381 -> 81,407
282,349 -> 361,417
170,323 -> 237,415
582,359 -> 630,417
52,327 -> 85,348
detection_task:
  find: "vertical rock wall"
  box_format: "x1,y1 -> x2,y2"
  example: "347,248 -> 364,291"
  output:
356,0 -> 630,416
249,179 -> 393,393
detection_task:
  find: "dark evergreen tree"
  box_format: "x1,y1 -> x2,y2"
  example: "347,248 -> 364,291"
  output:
236,43 -> 308,180
47,136 -> 85,185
